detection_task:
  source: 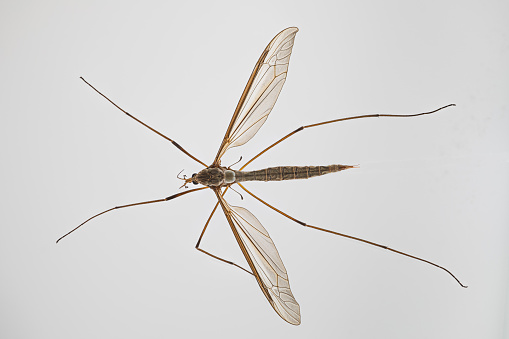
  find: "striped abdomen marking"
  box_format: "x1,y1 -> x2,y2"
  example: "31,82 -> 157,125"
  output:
234,165 -> 354,182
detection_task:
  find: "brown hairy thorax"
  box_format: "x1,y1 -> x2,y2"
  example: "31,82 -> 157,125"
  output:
193,167 -> 226,187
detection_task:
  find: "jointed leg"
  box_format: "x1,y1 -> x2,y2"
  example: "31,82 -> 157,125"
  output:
240,104 -> 455,170
56,186 -> 207,243
196,247 -> 253,275
80,77 -> 207,167
236,183 -> 467,288
194,191 -> 253,276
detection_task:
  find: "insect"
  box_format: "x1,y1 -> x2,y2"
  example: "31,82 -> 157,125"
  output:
58,27 -> 466,325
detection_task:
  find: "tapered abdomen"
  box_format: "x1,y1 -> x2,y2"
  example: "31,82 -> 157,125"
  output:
234,165 -> 354,182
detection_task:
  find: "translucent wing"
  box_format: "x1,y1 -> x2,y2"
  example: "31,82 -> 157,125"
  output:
213,189 -> 301,325
213,27 -> 299,165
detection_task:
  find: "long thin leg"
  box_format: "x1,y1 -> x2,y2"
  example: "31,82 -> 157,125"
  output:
56,186 -> 207,243
240,104 -> 455,170
80,77 -> 207,167
236,183 -> 467,288
196,247 -> 253,275
194,189 -> 253,275
195,200 -> 221,248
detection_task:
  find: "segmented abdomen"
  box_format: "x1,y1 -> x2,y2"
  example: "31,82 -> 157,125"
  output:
234,165 -> 353,182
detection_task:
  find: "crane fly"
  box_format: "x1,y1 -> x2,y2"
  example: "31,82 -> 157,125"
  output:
58,27 -> 466,325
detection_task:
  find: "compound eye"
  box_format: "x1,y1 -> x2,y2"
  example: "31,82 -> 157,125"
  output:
192,180 -> 198,185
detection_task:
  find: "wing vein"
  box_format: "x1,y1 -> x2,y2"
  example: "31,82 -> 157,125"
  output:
214,189 -> 301,325
213,27 -> 299,164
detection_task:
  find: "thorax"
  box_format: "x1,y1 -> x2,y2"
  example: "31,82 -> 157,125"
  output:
193,167 -> 236,187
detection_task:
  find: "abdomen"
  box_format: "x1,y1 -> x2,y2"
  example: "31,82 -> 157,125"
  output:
234,165 -> 354,182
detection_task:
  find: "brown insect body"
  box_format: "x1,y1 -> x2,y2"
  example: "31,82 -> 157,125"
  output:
193,164 -> 354,187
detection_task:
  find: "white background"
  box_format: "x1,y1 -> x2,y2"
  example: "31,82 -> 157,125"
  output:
1,0 -> 508,338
